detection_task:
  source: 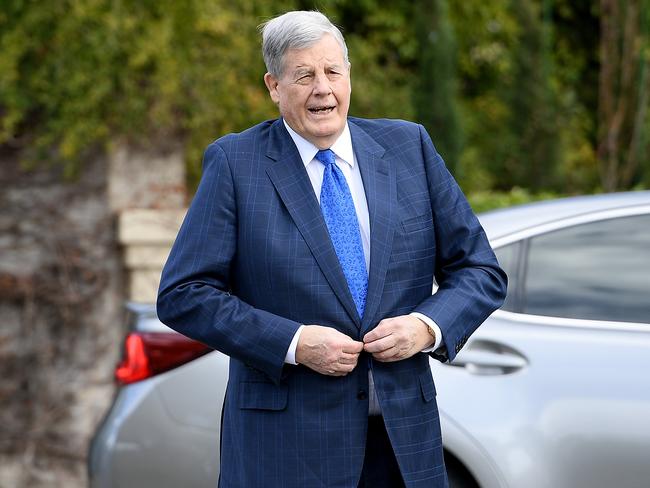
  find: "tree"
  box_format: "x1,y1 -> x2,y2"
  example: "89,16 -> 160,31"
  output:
412,0 -> 462,172
598,0 -> 650,190
0,0 -> 295,180
499,0 -> 559,191
2,0 -> 648,193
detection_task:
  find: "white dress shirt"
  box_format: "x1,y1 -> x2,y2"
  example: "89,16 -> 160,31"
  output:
281,120 -> 443,413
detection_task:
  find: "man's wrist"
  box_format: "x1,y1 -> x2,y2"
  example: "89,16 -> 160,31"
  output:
410,312 -> 443,352
284,325 -> 305,365
423,320 -> 436,347
418,318 -> 436,349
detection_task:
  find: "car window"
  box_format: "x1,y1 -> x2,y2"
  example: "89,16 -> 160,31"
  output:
523,213 -> 650,324
494,242 -> 520,312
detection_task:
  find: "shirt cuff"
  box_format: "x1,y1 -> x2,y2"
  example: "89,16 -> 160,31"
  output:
410,312 -> 443,352
284,325 -> 305,365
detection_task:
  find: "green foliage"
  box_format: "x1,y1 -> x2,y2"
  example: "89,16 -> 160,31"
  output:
332,0 -> 417,121
412,0 -> 462,171
638,0 -> 650,188
467,187 -> 561,213
0,0 -> 292,178
499,0 -> 559,191
1,0 -> 648,193
449,0 -> 517,192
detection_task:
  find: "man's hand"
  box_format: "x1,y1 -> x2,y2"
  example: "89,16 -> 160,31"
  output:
363,315 -> 434,362
296,325 -> 364,376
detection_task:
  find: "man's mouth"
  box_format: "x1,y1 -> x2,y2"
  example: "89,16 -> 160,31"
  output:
308,106 -> 335,115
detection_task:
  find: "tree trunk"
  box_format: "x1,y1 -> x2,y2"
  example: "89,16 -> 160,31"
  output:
597,0 -> 648,191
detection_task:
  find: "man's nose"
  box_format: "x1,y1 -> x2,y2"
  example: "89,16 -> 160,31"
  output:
312,73 -> 332,95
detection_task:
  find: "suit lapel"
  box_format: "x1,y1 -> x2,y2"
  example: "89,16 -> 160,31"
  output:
349,121 -> 395,333
265,119 -> 361,328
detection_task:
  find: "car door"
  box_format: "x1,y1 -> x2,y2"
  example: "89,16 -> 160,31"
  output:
433,208 -> 650,488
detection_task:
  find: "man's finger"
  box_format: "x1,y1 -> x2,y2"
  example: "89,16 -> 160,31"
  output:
363,334 -> 396,353
363,321 -> 394,343
337,358 -> 354,366
340,362 -> 356,372
324,363 -> 354,376
342,340 -> 364,354
339,353 -> 359,364
372,350 -> 402,362
370,345 -> 399,360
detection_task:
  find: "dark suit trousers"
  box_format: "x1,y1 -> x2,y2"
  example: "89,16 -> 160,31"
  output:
358,416 -> 406,488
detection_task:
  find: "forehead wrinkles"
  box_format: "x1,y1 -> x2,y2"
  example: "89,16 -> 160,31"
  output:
284,44 -> 346,70
278,34 -> 348,77
288,51 -> 344,67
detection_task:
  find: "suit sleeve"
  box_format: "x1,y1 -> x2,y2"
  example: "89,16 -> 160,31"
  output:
157,142 -> 301,384
412,125 -> 507,363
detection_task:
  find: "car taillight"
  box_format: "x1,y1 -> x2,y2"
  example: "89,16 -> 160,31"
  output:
115,332 -> 211,385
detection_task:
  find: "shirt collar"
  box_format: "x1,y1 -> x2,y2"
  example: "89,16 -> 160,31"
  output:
283,119 -> 355,168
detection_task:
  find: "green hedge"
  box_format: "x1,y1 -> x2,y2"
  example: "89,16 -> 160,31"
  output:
467,187 -> 561,213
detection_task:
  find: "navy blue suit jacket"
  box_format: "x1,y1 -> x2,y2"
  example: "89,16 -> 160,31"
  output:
157,117 -> 507,487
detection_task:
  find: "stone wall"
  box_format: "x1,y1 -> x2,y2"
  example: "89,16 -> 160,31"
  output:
118,209 -> 185,304
110,143 -> 186,304
0,154 -> 124,487
0,144 -> 186,487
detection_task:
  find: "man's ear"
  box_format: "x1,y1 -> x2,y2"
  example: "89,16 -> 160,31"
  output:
348,63 -> 352,94
264,73 -> 280,104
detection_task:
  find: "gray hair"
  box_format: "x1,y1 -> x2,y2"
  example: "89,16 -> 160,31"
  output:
260,11 -> 349,78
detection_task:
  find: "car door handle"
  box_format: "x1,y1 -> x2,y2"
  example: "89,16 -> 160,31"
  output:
447,340 -> 527,375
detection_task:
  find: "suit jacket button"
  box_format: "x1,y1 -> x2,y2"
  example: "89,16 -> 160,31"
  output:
357,390 -> 367,400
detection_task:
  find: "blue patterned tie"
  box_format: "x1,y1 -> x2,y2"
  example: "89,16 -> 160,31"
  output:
316,149 -> 368,318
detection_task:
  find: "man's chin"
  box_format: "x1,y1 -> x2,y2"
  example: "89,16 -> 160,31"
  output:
307,122 -> 344,138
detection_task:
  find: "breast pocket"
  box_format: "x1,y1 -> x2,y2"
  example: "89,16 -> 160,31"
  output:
390,213 -> 436,265
401,213 -> 433,234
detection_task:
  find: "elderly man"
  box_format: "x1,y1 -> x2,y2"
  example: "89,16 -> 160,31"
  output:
157,10 -> 506,488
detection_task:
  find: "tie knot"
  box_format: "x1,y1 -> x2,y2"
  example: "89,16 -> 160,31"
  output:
315,149 -> 336,167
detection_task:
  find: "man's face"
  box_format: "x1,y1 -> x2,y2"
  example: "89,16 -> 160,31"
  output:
264,34 -> 351,149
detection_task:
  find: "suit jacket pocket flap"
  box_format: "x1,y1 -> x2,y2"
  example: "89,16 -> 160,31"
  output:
401,213 -> 433,233
419,370 -> 437,403
239,381 -> 288,410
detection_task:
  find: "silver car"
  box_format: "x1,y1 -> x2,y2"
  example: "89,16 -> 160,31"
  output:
89,191 -> 650,488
